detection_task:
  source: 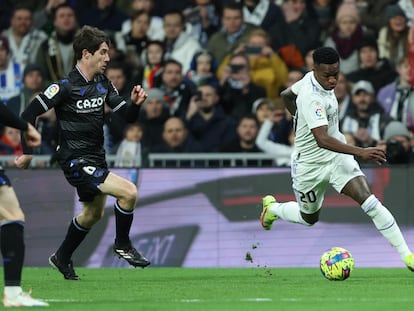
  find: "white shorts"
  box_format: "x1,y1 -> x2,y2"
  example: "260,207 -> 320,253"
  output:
291,154 -> 364,214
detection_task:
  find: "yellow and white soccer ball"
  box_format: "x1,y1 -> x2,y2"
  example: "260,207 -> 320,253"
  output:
320,247 -> 354,281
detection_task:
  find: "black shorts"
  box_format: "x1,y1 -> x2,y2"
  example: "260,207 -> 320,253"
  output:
0,165 -> 11,187
61,158 -> 110,202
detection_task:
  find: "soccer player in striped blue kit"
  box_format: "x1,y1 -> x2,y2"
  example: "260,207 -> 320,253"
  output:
260,46 -> 414,271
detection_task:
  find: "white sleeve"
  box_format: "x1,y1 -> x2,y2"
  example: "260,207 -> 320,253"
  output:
299,96 -> 329,130
291,72 -> 311,95
256,119 -> 293,165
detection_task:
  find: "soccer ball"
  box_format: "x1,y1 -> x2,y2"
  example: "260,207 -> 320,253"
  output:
320,247 -> 354,281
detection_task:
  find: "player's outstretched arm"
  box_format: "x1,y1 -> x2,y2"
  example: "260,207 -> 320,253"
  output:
23,123 -> 41,147
357,147 -> 387,166
280,87 -> 297,116
14,154 -> 33,169
130,85 -> 148,106
312,126 -> 387,165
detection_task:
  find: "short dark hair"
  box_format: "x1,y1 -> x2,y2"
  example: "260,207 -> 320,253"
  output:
238,114 -> 259,128
73,25 -> 111,61
52,3 -> 76,21
163,59 -> 183,71
222,1 -> 243,15
163,10 -> 185,25
312,47 -> 339,66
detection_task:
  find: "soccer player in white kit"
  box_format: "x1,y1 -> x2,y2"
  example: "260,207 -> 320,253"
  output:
260,47 -> 414,271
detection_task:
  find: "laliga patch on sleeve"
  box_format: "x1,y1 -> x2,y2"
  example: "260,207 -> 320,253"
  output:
314,106 -> 325,119
44,84 -> 60,99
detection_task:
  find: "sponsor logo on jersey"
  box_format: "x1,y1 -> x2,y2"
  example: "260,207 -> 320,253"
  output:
44,84 -> 59,99
76,97 -> 104,110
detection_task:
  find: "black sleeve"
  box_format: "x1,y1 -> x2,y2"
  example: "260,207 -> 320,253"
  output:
0,103 -> 28,131
20,96 -> 49,154
21,95 -> 50,126
111,99 -> 142,123
125,103 -> 141,123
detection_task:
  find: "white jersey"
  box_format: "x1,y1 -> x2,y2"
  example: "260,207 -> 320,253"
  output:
291,71 -> 346,164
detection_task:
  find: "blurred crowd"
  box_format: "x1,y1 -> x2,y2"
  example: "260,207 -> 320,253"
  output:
0,0 -> 414,167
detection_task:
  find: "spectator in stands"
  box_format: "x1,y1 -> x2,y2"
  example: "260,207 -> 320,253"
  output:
185,84 -> 237,152
160,10 -> 201,74
335,72 -> 352,124
341,80 -> 392,148
114,10 -> 150,80
0,126 -> 22,157
154,59 -> 195,119
77,0 -> 129,36
183,0 -> 221,48
302,48 -> 315,73
141,40 -> 164,89
7,64 -> 57,156
35,3 -> 78,83
7,64 -> 44,117
242,0 -> 285,32
398,0 -> 413,26
377,57 -> 414,134
356,0 -> 389,37
255,109 -> 293,166
121,0 -> 163,39
252,97 -> 274,126
218,52 -> 266,122
284,68 -> 305,89
104,62 -> 133,154
379,120 -> 414,164
324,0 -> 363,74
0,35 -> 24,104
217,29 -> 288,99
309,0 -> 339,43
32,0 -> 68,35
281,0 -> 321,58
220,114 -> 261,152
346,35 -> 398,93
252,97 -> 292,146
138,88 -> 169,151
152,0 -> 192,18
106,35 -> 126,64
152,116 -> 203,153
207,1 -> 260,64
184,50 -> 219,88
265,2 -> 304,70
2,5 -> 47,66
115,122 -> 144,168
377,4 -> 409,69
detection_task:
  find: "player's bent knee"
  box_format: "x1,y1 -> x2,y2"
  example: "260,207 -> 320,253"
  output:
0,208 -> 25,222
300,212 -> 318,226
121,182 -> 138,204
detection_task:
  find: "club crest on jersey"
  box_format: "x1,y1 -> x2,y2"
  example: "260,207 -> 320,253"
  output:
315,106 -> 325,119
44,84 -> 59,99
96,83 -> 107,94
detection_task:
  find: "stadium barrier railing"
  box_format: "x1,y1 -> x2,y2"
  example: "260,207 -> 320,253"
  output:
0,153 -> 285,168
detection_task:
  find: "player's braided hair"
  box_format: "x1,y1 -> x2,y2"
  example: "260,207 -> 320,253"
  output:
312,47 -> 340,66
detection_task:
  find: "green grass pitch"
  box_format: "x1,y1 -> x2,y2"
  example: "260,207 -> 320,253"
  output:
6,267 -> 414,310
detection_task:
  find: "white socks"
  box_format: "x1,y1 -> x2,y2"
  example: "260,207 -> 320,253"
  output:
361,195 -> 411,259
269,194 -> 412,260
4,286 -> 22,297
269,201 -> 311,226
